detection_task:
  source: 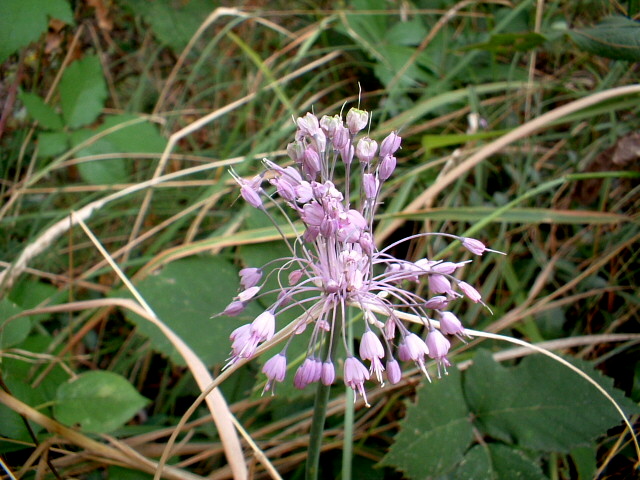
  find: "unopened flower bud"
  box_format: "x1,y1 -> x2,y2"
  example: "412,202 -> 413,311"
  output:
346,108 -> 369,134
386,358 -> 402,384
356,137 -> 378,164
378,155 -> 396,181
379,131 -> 401,158
363,173 -> 379,200
239,267 -> 262,289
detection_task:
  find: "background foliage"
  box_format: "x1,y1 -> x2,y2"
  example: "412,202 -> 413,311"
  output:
0,0 -> 639,479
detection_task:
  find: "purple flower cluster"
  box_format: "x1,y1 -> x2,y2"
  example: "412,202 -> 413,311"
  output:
222,107 -> 503,406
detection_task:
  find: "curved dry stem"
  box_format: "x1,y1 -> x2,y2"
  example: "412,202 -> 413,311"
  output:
71,214 -> 248,480
158,303 -> 325,480
0,390 -> 206,480
465,327 -> 640,462
0,156 -> 242,293
362,303 -> 640,462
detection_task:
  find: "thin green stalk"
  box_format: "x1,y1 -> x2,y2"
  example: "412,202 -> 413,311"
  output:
305,379 -> 332,480
306,310 -> 342,480
342,310 -> 355,480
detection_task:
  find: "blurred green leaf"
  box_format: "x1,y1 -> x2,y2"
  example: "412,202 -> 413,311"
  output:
569,16 -> 640,62
54,371 -> 148,433
0,377 -> 47,444
380,206 -> 631,225
121,0 -> 213,52
0,0 -> 73,62
60,56 -> 107,129
465,350 -> 639,452
19,92 -> 63,130
71,114 -> 165,184
122,256 -> 260,367
462,32 -> 547,53
453,443 -> 547,479
380,367 -> 473,478
422,130 -> 510,153
0,299 -> 30,349
38,131 -> 69,158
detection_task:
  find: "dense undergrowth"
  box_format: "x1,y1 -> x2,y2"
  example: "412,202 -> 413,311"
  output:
0,1 -> 639,479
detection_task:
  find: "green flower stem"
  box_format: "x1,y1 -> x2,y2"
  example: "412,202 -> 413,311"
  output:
342,310 -> 355,480
305,379 -> 332,480
305,311 -> 343,480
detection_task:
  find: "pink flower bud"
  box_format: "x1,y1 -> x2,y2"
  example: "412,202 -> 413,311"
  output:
439,311 -> 465,336
321,361 -> 335,385
346,108 -> 368,134
378,155 -> 396,181
458,281 -> 482,303
386,358 -> 402,384
363,173 -> 379,200
239,267 -> 262,289
379,131 -> 401,158
262,353 -> 287,393
355,137 -> 377,164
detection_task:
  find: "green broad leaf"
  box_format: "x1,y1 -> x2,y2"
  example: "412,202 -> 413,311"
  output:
385,17 -> 428,46
0,0 -> 73,62
465,350 -> 639,452
0,377 -> 47,443
121,0 -> 213,52
70,114 -> 165,184
59,56 -> 108,128
0,299 -> 31,349
122,256 -> 260,367
19,92 -> 63,130
461,32 -> 547,53
453,444 -> 547,480
2,335 -> 71,402
71,129 -> 128,184
569,16 -> 640,62
54,371 -> 148,433
9,278 -> 64,323
379,368 -> 474,478
38,131 -> 69,158
570,446 -> 597,480
374,45 -> 434,87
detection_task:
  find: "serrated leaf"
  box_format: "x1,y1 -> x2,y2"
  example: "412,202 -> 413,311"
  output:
0,299 -> 31,349
465,350 -> 639,452
19,92 -> 63,130
380,368 -> 473,478
54,371 -> 148,433
453,444 -> 548,480
59,56 -> 107,128
569,16 -> 640,62
0,0 -> 73,62
121,256 -> 261,367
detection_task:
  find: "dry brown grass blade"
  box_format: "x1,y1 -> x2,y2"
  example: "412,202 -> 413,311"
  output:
0,390 -> 206,480
376,84 -> 640,243
71,213 -> 249,480
0,157 -> 240,294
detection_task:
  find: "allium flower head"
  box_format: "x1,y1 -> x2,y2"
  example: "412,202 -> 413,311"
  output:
221,106 -> 504,405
